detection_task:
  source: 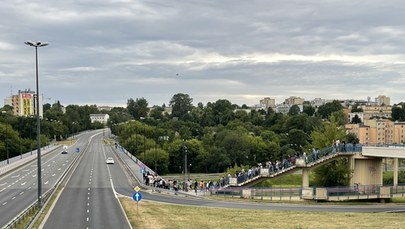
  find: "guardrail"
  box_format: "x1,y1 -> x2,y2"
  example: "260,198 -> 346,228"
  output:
2,186 -> 55,229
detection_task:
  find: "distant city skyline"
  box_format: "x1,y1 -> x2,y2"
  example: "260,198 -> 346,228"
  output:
1,1 -> 405,107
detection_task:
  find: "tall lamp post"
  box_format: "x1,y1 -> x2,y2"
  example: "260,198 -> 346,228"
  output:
25,40 -> 48,207
1,111 -> 8,164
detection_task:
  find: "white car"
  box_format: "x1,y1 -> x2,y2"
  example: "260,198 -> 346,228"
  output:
106,157 -> 115,164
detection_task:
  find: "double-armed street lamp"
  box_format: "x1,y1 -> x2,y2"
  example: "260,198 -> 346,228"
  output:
25,40 -> 48,207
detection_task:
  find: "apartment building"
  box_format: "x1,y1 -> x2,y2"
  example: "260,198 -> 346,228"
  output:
4,89 -> 43,118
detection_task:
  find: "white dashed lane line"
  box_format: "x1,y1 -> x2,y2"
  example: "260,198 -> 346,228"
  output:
0,188 -> 5,193
19,192 -> 24,195
2,202 -> 7,206
21,182 -> 26,186
44,181 -> 49,185
11,175 -> 20,178
0,183 -> 7,186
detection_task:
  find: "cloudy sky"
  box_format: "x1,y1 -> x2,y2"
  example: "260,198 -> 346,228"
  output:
1,0 -> 405,107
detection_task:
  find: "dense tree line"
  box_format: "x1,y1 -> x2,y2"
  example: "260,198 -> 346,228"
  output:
0,102 -> 110,161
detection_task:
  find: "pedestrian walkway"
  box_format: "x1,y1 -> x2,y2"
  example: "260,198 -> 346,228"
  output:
112,143 -> 206,197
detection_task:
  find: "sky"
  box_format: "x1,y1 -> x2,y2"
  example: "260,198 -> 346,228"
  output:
1,0 -> 405,108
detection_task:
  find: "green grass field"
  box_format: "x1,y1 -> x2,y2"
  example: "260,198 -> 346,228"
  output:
120,197 -> 405,229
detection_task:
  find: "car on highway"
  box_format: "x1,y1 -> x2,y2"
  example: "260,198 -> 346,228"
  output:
106,157 -> 115,164
61,150 -> 68,154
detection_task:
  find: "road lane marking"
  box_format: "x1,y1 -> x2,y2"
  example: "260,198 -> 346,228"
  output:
21,182 -> 26,186
2,202 -> 7,206
58,168 -> 61,171
44,181 -> 49,185
0,188 -> 5,192
52,174 -> 56,177
0,183 -> 6,186
12,197 -> 16,200
23,169 -> 30,172
28,187 -> 32,190
19,192 -> 24,195
62,164 -> 65,166
87,217 -> 89,222
11,175 -> 20,178
87,209 -> 89,213
33,174 -> 37,177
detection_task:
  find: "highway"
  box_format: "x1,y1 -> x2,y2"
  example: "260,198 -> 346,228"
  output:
0,132 -> 93,228
42,131 -> 131,229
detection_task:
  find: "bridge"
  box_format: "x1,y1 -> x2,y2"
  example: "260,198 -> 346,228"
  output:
227,145 -> 405,200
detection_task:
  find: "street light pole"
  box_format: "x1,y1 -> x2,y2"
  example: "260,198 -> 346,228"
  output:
1,111 -> 8,164
25,40 -> 48,208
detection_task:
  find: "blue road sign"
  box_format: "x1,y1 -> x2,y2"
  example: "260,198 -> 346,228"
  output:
133,192 -> 142,202
75,148 -> 80,153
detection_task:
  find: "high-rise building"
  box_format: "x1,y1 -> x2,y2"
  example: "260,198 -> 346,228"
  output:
284,96 -> 304,105
375,95 -> 390,106
259,97 -> 275,109
3,89 -> 43,118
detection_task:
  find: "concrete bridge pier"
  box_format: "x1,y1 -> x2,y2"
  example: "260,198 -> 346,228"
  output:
349,155 -> 383,187
302,168 -> 309,187
394,158 -> 398,186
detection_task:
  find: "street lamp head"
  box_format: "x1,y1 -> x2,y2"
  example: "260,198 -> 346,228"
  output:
24,40 -> 49,47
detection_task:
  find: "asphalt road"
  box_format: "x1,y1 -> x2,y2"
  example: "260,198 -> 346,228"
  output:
42,131 -> 131,229
0,132 -> 93,228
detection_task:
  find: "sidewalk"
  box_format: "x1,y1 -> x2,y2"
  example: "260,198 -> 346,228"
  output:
113,144 -> 206,197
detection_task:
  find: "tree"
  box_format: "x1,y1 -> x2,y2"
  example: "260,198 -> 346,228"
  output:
169,93 -> 194,120
303,105 -> 315,116
310,114 -> 350,187
144,148 -> 169,174
392,105 -> 405,121
317,100 -> 343,119
127,97 -> 149,119
150,106 -> 164,120
351,114 -> 362,124
288,105 -> 301,116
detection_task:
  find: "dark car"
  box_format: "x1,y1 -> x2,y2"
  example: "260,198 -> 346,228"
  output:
61,150 -> 68,154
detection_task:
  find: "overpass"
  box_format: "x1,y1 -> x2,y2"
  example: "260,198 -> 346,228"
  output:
228,145 -> 405,189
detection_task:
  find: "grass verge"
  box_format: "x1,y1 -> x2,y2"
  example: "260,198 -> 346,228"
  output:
120,197 -> 405,229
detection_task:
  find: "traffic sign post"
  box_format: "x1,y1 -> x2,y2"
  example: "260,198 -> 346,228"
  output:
133,191 -> 142,201
133,191 -> 142,214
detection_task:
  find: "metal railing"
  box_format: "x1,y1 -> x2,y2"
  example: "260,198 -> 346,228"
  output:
228,144 -> 363,186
